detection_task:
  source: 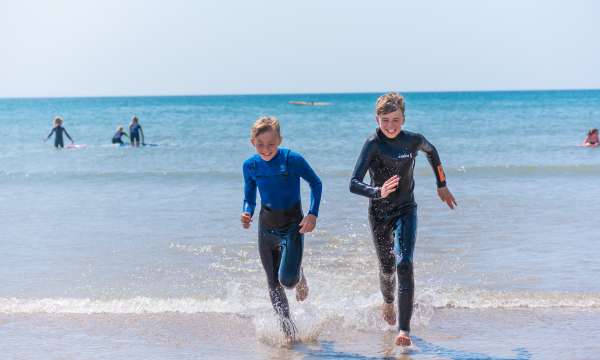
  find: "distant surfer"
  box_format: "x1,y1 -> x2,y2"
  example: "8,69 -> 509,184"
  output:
45,116 -> 74,148
240,116 -> 322,342
112,126 -> 129,145
129,116 -> 145,146
349,92 -> 457,347
582,128 -> 599,148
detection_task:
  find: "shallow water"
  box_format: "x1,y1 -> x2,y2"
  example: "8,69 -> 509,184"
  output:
1,91 -> 599,359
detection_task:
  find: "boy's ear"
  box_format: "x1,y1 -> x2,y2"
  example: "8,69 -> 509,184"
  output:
374,116 -> 380,125
250,138 -> 256,146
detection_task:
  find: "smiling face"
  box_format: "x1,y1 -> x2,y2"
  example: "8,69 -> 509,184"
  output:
251,129 -> 281,161
376,109 -> 405,139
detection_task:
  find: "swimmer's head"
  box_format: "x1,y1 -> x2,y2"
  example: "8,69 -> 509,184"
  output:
116,125 -> 124,132
588,128 -> 598,136
53,116 -> 64,126
131,116 -> 139,124
251,116 -> 282,161
375,92 -> 405,139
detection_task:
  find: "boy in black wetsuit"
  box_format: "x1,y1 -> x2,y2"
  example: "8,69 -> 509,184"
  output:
349,92 -> 457,347
45,116 -> 73,148
129,116 -> 145,147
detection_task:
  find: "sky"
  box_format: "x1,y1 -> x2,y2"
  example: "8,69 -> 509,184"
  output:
0,0 -> 598,97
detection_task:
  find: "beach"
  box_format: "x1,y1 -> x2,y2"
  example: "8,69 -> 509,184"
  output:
1,91 -> 599,359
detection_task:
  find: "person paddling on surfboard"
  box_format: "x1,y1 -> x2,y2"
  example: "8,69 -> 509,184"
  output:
349,92 -> 457,347
45,116 -> 74,148
129,116 -> 145,147
112,125 -> 129,145
241,116 -> 322,342
582,128 -> 599,148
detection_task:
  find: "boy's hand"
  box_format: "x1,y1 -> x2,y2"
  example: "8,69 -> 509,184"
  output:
437,187 -> 457,209
380,175 -> 400,198
299,214 -> 317,234
240,212 -> 252,229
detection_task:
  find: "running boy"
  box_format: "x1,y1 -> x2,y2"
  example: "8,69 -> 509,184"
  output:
241,116 -> 322,340
349,92 -> 457,347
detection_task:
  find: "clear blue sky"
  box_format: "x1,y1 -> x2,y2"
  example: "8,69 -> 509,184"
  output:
0,0 -> 598,97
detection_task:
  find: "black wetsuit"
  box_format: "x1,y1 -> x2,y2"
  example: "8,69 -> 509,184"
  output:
46,126 -> 73,148
350,128 -> 446,333
243,148 -> 322,337
129,123 -> 142,146
112,130 -> 128,144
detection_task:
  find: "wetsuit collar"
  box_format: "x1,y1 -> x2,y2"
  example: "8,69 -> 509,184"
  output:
257,148 -> 283,163
376,127 -> 403,141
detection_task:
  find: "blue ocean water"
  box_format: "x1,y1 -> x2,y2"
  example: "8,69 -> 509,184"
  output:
1,90 -> 599,359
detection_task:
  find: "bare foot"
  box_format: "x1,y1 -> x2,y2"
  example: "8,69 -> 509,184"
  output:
382,302 -> 396,325
394,330 -> 411,347
295,272 -> 309,302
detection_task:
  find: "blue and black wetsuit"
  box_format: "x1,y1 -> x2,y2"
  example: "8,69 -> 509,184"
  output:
46,126 -> 73,148
129,123 -> 143,146
350,128 -> 446,333
112,130 -> 129,144
243,148 -> 322,336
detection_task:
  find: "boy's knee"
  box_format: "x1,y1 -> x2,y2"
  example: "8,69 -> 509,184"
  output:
279,274 -> 300,289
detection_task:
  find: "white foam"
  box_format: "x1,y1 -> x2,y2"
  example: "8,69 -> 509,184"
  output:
1,288 -> 598,316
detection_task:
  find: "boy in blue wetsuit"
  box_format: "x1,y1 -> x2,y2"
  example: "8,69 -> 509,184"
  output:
350,92 -> 457,347
241,116 -> 322,341
45,116 -> 73,148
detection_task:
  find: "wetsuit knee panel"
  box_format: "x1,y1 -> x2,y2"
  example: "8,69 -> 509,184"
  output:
397,260 -> 413,276
279,274 -> 300,289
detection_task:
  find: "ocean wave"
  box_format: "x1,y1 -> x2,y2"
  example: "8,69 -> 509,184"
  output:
1,290 -> 599,315
426,288 -> 600,309
2,164 -> 600,181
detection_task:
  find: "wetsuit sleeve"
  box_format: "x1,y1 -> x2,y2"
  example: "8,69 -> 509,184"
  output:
294,155 -> 322,217
242,161 -> 257,216
63,128 -> 73,142
140,126 -> 145,143
418,135 -> 447,188
349,138 -> 380,198
46,128 -> 56,139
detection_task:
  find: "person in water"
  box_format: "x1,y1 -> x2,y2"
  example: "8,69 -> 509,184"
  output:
241,116 -> 322,341
112,126 -> 129,145
349,92 -> 457,347
45,116 -> 74,148
129,116 -> 145,146
582,128 -> 599,148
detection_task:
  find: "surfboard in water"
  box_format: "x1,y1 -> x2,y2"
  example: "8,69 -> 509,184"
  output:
67,144 -> 87,149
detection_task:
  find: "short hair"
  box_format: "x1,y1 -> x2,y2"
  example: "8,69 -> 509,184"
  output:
589,128 -> 599,136
53,116 -> 63,126
375,92 -> 405,116
251,116 -> 281,139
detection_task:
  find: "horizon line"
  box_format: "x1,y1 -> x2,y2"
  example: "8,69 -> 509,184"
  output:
1,87 -> 599,100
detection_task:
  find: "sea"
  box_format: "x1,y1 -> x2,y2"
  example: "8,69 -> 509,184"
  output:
1,90 -> 599,359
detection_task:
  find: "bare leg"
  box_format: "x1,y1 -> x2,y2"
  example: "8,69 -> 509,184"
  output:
295,269 -> 309,302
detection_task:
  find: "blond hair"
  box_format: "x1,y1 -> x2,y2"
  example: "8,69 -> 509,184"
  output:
251,116 -> 281,139
53,116 -> 64,126
116,125 -> 124,132
375,92 -> 405,116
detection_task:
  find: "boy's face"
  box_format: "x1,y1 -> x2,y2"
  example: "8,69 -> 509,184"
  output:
251,130 -> 281,161
376,109 -> 404,139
